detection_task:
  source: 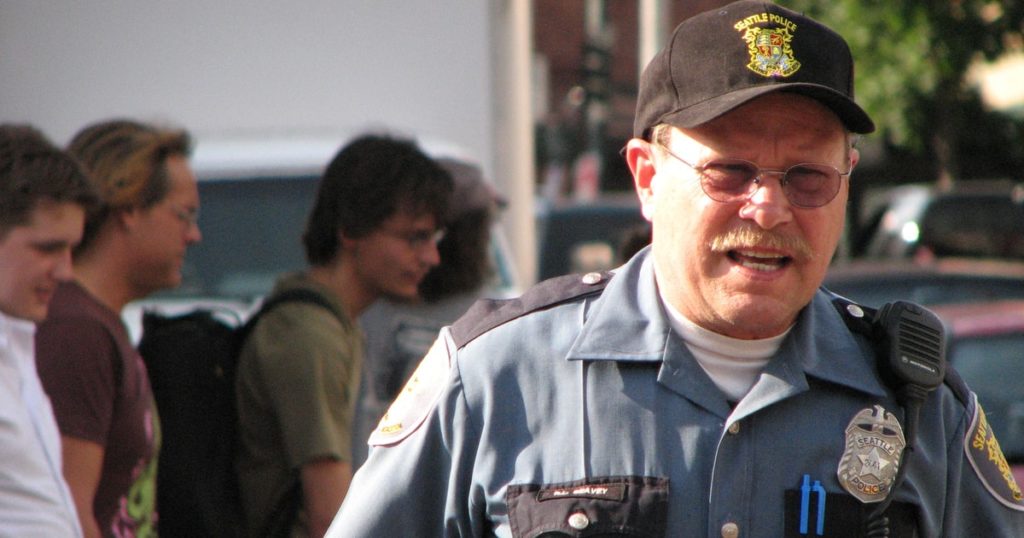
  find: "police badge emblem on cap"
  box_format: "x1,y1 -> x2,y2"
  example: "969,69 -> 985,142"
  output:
738,13 -> 800,78
837,405 -> 906,503
632,0 -> 875,139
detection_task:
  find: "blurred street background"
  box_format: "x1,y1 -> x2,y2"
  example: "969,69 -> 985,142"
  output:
4,1 -> 1024,281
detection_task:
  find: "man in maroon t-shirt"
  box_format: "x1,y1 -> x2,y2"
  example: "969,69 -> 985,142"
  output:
36,119 -> 201,538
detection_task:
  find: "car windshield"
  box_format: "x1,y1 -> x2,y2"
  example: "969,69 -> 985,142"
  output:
919,196 -> 1024,259
863,185 -> 1024,261
950,333 -> 1024,462
160,176 -> 320,300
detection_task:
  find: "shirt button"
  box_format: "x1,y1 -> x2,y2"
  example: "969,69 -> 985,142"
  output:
728,421 -> 741,434
721,521 -> 740,538
567,511 -> 590,530
581,272 -> 603,285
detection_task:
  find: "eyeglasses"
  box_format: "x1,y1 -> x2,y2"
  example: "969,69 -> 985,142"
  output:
656,144 -> 850,208
381,228 -> 446,250
168,204 -> 200,227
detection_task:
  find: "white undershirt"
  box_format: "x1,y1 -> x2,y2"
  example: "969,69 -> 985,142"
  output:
658,291 -> 790,401
0,311 -> 82,537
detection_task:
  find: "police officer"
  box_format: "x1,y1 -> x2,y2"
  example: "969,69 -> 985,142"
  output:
328,1 -> 1024,536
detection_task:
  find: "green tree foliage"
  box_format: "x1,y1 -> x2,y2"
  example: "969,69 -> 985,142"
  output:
784,0 -> 1024,181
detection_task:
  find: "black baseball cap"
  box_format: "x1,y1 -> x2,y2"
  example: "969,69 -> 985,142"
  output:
633,0 -> 875,138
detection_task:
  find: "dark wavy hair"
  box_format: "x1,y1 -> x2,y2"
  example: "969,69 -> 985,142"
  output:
0,124 -> 98,237
302,134 -> 452,265
417,207 -> 494,302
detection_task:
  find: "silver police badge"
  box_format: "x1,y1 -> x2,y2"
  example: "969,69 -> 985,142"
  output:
837,405 -> 906,503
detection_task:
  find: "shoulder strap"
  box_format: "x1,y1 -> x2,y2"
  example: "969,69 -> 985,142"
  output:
257,288 -> 342,323
239,288 -> 343,341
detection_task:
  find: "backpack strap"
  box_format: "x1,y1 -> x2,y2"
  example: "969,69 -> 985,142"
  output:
237,288 -> 343,346
261,288 -> 340,317
247,288 -> 342,330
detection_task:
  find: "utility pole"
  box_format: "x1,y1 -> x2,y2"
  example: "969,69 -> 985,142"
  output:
491,0 -> 537,285
638,0 -> 668,71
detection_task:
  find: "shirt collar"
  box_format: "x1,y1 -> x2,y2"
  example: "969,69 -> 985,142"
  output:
565,249 -> 669,363
0,310 -> 37,369
565,248 -> 888,400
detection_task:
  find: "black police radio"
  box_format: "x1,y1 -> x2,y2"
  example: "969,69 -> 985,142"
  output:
865,301 -> 947,537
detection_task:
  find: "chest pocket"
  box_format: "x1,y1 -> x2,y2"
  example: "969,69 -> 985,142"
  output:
506,476 -> 668,537
783,489 -> 918,537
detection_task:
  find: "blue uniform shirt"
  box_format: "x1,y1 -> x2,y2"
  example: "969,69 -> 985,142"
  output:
329,250 -> 1024,537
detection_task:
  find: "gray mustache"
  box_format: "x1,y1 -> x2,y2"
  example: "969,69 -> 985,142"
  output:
708,227 -> 814,260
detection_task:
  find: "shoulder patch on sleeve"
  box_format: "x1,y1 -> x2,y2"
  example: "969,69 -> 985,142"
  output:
368,336 -> 450,447
963,392 -> 1024,511
449,271 -> 613,348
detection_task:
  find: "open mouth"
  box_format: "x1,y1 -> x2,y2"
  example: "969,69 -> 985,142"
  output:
728,249 -> 792,271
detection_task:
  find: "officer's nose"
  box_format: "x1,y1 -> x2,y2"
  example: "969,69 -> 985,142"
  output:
737,172 -> 794,230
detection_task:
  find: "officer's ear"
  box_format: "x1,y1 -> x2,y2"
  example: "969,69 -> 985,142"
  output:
625,138 -> 656,222
848,146 -> 861,173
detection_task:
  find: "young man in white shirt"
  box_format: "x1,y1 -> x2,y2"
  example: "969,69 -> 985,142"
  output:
0,124 -> 98,537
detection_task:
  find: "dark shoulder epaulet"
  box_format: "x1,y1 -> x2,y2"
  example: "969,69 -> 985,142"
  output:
828,293 -> 877,337
450,271 -> 613,348
828,292 -> 970,407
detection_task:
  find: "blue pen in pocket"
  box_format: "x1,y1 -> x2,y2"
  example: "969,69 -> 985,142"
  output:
799,474 -> 827,536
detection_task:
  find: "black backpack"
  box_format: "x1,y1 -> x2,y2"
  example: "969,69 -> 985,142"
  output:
139,288 -> 340,538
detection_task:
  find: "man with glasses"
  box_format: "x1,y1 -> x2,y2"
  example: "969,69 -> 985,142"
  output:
35,119 -> 200,537
235,134 -> 452,537
329,1 -> 1024,536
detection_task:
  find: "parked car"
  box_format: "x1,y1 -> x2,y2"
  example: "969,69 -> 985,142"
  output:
930,300 -> 1024,485
534,194 -> 648,281
824,258 -> 1024,309
860,181 -> 1024,261
123,133 -> 519,341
